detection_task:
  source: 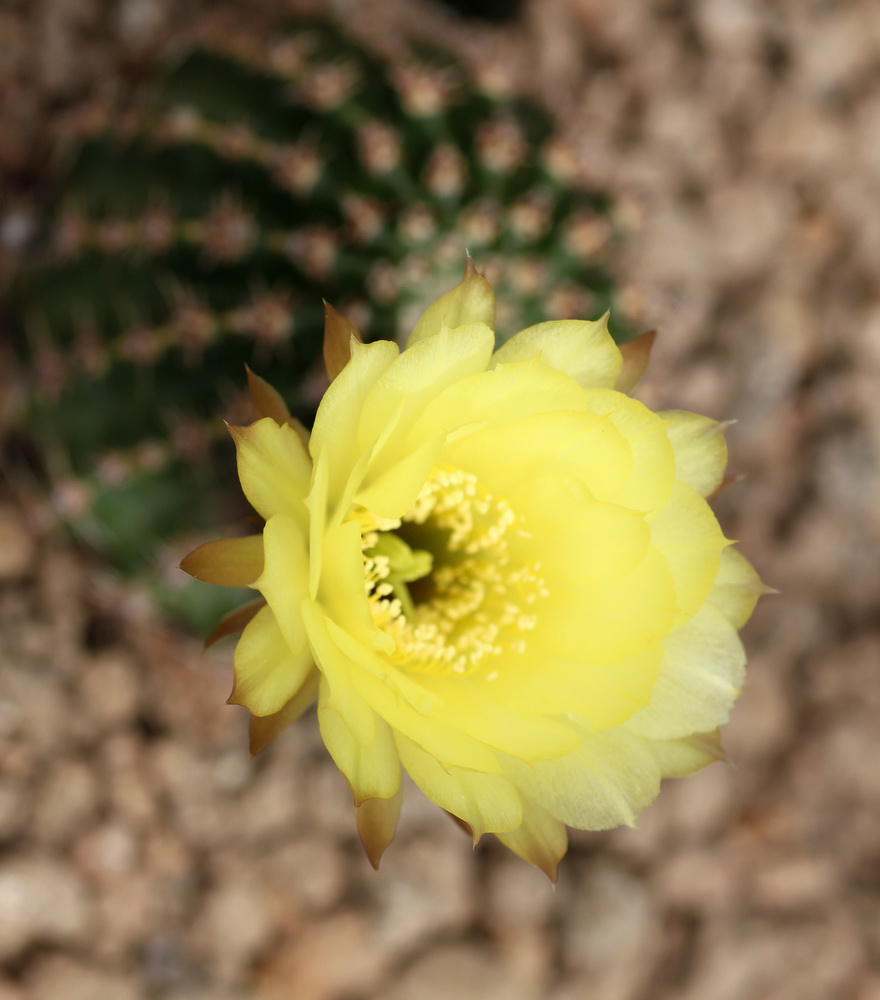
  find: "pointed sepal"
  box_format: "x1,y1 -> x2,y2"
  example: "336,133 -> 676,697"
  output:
356,786 -> 404,870
616,329 -> 657,393
204,597 -> 266,650
246,365 -> 291,424
323,301 -> 363,382
179,535 -> 264,587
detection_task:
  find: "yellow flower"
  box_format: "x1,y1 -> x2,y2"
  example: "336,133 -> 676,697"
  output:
181,261 -> 764,878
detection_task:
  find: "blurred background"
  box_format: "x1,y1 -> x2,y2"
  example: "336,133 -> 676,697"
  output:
1,0 -> 879,998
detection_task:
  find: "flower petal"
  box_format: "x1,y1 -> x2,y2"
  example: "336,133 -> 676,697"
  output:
493,315 -> 622,389
661,410 -> 729,498
505,729 -> 663,830
623,603 -> 745,740
396,732 -> 523,838
230,604 -> 314,716
204,597 -> 265,650
249,672 -> 319,756
230,418 -> 311,526
310,338 -> 400,501
356,787 -> 404,869
255,513 -> 310,656
180,535 -> 264,587
495,800 -> 568,881
411,356 -> 587,446
708,546 -> 767,628
406,256 -> 495,346
647,480 -> 729,619
318,675 -> 401,803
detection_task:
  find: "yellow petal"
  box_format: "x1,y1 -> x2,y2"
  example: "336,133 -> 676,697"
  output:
359,321 -> 495,457
534,542 -> 677,665
255,513 -> 310,656
318,676 -> 401,803
623,603 -> 745,740
230,418 -> 311,526
411,356 -> 587,446
505,729 -> 663,830
650,731 -> 725,777
323,300 -> 363,382
246,366 -> 291,424
180,535 -> 264,587
615,329 -> 656,393
356,787 -> 404,869
354,430 -> 446,521
581,389 -> 677,511
204,597 -> 266,649
396,732 -> 523,838
660,410 -> 729,498
647,480 -> 729,619
493,315 -> 622,390
495,800 -> 568,881
230,604 -> 313,716
708,546 -> 767,628
310,338 -> 400,501
406,256 -> 495,347
308,606 -> 503,774
249,672 -> 318,756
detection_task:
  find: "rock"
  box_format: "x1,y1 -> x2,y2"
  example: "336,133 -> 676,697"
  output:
25,954 -> 144,1000
384,943 -> 534,1000
0,856 -> 94,960
264,837 -> 348,914
77,652 -> 142,732
192,871 -> 275,983
256,910 -> 387,1000
31,757 -> 99,844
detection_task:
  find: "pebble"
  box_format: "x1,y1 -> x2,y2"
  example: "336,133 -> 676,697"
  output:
24,954 -> 144,1000
0,856 -> 94,960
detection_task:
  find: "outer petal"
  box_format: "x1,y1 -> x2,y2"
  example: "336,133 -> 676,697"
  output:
495,800 -> 568,881
708,546 -> 767,628
623,603 -> 745,740
180,535 -> 264,587
310,339 -> 400,501
249,671 -> 319,755
204,597 -> 265,649
406,257 -> 495,346
504,729 -> 664,830
318,676 -> 401,803
647,480 -> 729,620
492,315 -> 622,390
255,513 -> 310,656
230,604 -> 314,716
660,410 -> 729,498
396,733 -> 523,838
230,418 -> 311,527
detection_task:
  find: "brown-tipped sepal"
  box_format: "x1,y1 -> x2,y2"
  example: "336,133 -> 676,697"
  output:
616,329 -> 657,393
246,365 -> 292,424
248,673 -> 320,757
179,535 -> 264,587
496,804 -> 568,883
323,301 -> 363,382
356,786 -> 404,869
204,597 -> 266,650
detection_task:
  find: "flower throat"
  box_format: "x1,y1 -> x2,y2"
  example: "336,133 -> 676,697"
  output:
361,465 -> 548,677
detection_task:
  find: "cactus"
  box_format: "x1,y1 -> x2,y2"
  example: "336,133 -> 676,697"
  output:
9,16 -> 634,629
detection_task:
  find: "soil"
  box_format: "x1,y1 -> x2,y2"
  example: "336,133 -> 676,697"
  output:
2,0 -> 880,998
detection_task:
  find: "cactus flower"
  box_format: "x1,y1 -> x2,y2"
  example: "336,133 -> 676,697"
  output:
181,262 -> 764,878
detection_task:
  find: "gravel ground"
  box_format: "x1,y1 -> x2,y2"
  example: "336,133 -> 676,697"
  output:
2,0 -> 880,998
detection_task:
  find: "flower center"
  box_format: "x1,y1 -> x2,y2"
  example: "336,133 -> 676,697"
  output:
360,466 -> 548,677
